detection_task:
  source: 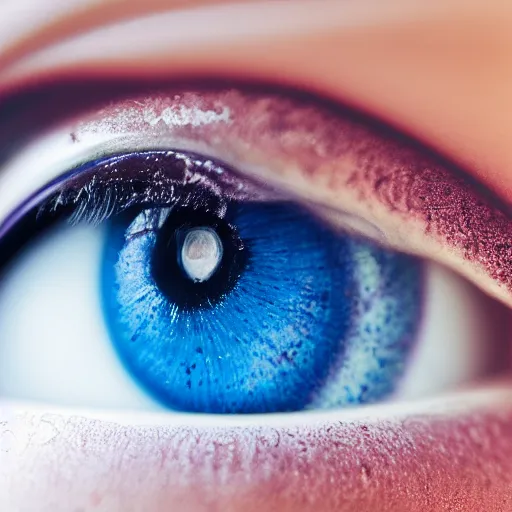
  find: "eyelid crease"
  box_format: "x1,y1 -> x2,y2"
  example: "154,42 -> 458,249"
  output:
0,0 -> 246,73
0,0 -> 470,79
0,84 -> 511,310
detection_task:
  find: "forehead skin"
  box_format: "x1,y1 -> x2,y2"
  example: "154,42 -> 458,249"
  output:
0,0 -> 511,202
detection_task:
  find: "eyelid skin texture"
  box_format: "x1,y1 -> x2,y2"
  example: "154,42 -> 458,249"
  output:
1,86 -> 508,310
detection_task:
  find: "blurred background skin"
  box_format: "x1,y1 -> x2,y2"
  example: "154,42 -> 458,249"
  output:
0,0 -> 511,511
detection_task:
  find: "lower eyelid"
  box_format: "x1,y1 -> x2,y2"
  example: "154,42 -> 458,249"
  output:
3,385 -> 512,511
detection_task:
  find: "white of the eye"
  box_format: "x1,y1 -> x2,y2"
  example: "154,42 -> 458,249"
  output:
395,261 -> 501,400
180,227 -> 223,282
0,224 -> 158,410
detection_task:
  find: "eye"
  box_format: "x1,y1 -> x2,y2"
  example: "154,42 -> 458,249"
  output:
0,84 -> 507,414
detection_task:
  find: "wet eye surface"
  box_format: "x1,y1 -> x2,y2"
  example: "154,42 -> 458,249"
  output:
0,150 -> 423,414
0,84 -> 505,415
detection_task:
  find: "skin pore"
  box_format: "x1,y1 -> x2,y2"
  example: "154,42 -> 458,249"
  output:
0,0 -> 512,511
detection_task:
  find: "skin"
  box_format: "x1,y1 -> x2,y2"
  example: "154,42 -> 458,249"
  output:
0,0 -> 512,511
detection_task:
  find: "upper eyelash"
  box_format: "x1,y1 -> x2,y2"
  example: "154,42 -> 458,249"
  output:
36,150 -> 285,227
46,181 -> 123,226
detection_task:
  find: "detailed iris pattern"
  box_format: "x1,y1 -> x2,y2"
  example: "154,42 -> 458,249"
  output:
0,150 -> 424,413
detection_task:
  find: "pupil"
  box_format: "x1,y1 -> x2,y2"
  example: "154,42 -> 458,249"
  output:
150,205 -> 248,310
179,227 -> 223,282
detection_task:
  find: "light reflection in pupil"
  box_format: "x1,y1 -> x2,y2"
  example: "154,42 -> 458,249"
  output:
179,227 -> 223,283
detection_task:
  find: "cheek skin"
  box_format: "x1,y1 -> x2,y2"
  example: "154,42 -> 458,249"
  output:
2,397 -> 512,512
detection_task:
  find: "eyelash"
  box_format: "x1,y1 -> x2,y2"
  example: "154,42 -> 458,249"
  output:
39,150 -> 284,228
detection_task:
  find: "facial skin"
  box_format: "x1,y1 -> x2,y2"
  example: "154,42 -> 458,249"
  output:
0,1 -> 512,511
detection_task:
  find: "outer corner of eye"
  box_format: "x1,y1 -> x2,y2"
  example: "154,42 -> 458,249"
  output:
0,89 -> 507,419
393,260 -> 507,403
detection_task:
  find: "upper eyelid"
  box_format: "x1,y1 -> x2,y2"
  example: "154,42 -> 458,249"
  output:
0,80 -> 440,221
1,82 -> 512,314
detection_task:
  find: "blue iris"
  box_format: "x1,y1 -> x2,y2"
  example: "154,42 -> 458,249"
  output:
102,199 -> 423,414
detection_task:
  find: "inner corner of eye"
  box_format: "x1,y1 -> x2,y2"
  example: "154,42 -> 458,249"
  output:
0,148 -> 503,416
